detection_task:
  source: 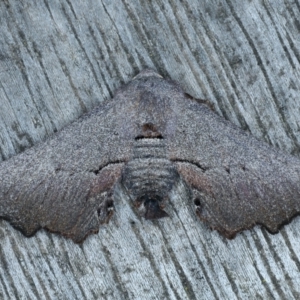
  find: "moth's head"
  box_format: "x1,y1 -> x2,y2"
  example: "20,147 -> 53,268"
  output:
134,194 -> 169,219
135,122 -> 163,140
132,69 -> 163,80
116,69 -> 182,141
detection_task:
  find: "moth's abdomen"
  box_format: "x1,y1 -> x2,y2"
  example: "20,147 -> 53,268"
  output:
121,139 -> 178,200
124,157 -> 175,198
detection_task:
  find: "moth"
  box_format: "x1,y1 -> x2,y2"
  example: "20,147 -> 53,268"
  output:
1,69 -> 300,243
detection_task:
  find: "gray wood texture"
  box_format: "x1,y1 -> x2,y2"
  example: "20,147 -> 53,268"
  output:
1,0 -> 300,299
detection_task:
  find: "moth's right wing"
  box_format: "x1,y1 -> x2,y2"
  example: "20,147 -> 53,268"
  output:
168,94 -> 300,238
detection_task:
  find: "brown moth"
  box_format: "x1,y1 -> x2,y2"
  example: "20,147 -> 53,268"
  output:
1,69 -> 300,243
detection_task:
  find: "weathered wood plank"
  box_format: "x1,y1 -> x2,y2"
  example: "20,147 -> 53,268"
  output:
1,0 -> 300,299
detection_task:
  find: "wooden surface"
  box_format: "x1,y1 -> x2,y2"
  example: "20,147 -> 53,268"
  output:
1,0 -> 300,299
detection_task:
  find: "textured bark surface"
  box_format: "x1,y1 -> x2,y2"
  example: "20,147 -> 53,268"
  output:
1,0 -> 300,299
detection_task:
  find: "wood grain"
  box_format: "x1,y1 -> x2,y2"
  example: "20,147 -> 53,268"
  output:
1,0 -> 300,299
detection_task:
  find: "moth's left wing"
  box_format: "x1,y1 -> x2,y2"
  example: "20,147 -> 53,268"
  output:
0,101 -> 129,243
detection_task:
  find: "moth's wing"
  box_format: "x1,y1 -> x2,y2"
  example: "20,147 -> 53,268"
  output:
0,101 -> 130,243
169,95 -> 300,238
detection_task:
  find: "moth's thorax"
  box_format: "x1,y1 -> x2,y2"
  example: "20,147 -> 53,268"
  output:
121,138 -> 178,218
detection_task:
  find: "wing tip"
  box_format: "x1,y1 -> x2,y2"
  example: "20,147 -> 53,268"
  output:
201,211 -> 300,240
